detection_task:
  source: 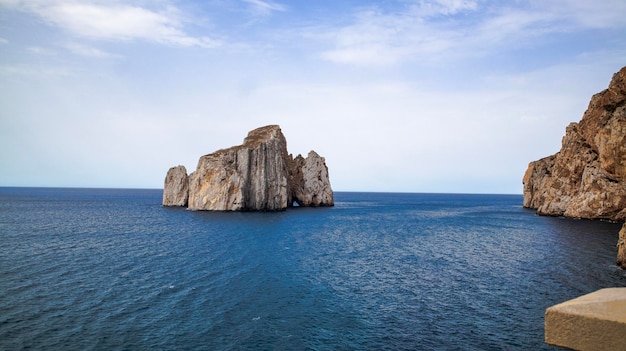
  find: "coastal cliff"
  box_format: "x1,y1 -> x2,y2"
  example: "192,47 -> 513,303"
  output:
618,224 -> 626,269
163,125 -> 334,211
522,66 -> 626,222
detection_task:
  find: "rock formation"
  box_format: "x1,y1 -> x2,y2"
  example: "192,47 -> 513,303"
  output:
163,125 -> 334,211
523,66 -> 626,222
618,224 -> 626,269
290,151 -> 334,207
162,165 -> 189,207
187,125 -> 291,211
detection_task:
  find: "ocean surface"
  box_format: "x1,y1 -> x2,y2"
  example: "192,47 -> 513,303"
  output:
1,188 -> 624,350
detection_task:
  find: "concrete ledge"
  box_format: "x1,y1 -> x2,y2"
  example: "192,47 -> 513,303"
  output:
545,288 -> 626,351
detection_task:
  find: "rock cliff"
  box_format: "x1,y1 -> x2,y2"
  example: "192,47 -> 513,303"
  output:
290,151 -> 334,207
163,125 -> 334,211
162,165 -> 189,207
523,66 -> 626,222
618,224 -> 626,269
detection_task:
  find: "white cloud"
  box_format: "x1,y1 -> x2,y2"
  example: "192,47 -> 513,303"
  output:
314,0 -> 626,67
315,6 -> 456,66
63,42 -> 119,58
439,0 -> 477,13
414,0 -> 478,16
27,46 -> 57,56
538,0 -> 626,29
1,1 -> 220,48
0,37 -> 7,44
242,0 -> 286,16
0,63 -> 73,78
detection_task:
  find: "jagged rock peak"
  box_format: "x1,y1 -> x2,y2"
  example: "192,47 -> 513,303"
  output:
163,125 -> 334,211
290,151 -> 334,207
243,124 -> 285,146
522,65 -> 626,221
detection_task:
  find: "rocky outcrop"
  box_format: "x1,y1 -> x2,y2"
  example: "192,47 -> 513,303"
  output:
162,165 -> 189,207
163,125 -> 333,211
290,151 -> 334,207
187,125 -> 291,211
523,66 -> 626,222
618,224 -> 626,269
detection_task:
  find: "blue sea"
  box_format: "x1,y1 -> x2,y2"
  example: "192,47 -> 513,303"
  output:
1,188 -> 624,350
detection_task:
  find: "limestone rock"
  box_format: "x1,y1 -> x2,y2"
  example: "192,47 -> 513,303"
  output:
618,224 -> 626,269
290,151 -> 334,207
188,125 -> 290,211
162,165 -> 189,207
523,66 -> 626,221
166,125 -> 333,211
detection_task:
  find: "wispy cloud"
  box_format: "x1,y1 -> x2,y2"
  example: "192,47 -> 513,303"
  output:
63,42 -> 119,59
413,0 -> 478,16
0,1 -> 221,48
0,63 -> 73,78
315,5 -> 459,66
242,0 -> 286,17
27,46 -> 58,56
542,0 -> 626,29
0,37 -> 8,45
314,0 -> 626,66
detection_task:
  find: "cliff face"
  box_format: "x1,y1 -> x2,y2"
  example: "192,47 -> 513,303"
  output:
164,125 -> 333,211
162,165 -> 189,207
187,125 -> 291,211
523,66 -> 626,221
618,224 -> 626,269
290,151 -> 334,207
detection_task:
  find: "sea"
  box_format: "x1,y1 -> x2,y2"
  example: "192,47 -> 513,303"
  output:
1,188 -> 624,350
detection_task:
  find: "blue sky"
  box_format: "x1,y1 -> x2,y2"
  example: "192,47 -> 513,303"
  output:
1,0 -> 625,193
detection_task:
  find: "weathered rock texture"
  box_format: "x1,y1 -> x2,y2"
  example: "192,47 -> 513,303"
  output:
187,125 -> 291,211
523,66 -> 626,221
163,125 -> 334,211
162,165 -> 189,207
618,223 -> 626,269
290,151 -> 334,207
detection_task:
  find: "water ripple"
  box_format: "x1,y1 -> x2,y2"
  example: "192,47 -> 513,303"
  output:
1,189 -> 624,350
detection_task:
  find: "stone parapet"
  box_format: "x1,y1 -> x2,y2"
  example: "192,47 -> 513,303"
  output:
545,288 -> 626,351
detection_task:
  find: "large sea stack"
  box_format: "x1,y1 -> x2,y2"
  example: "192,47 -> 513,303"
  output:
162,165 -> 189,207
522,66 -> 626,222
163,125 -> 334,211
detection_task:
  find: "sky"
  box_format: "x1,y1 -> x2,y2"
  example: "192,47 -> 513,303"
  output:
0,0 -> 625,193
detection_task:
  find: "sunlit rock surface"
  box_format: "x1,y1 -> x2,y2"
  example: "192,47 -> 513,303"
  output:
618,223 -> 626,269
523,66 -> 626,221
162,165 -> 189,207
289,151 -> 334,207
163,125 -> 333,211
